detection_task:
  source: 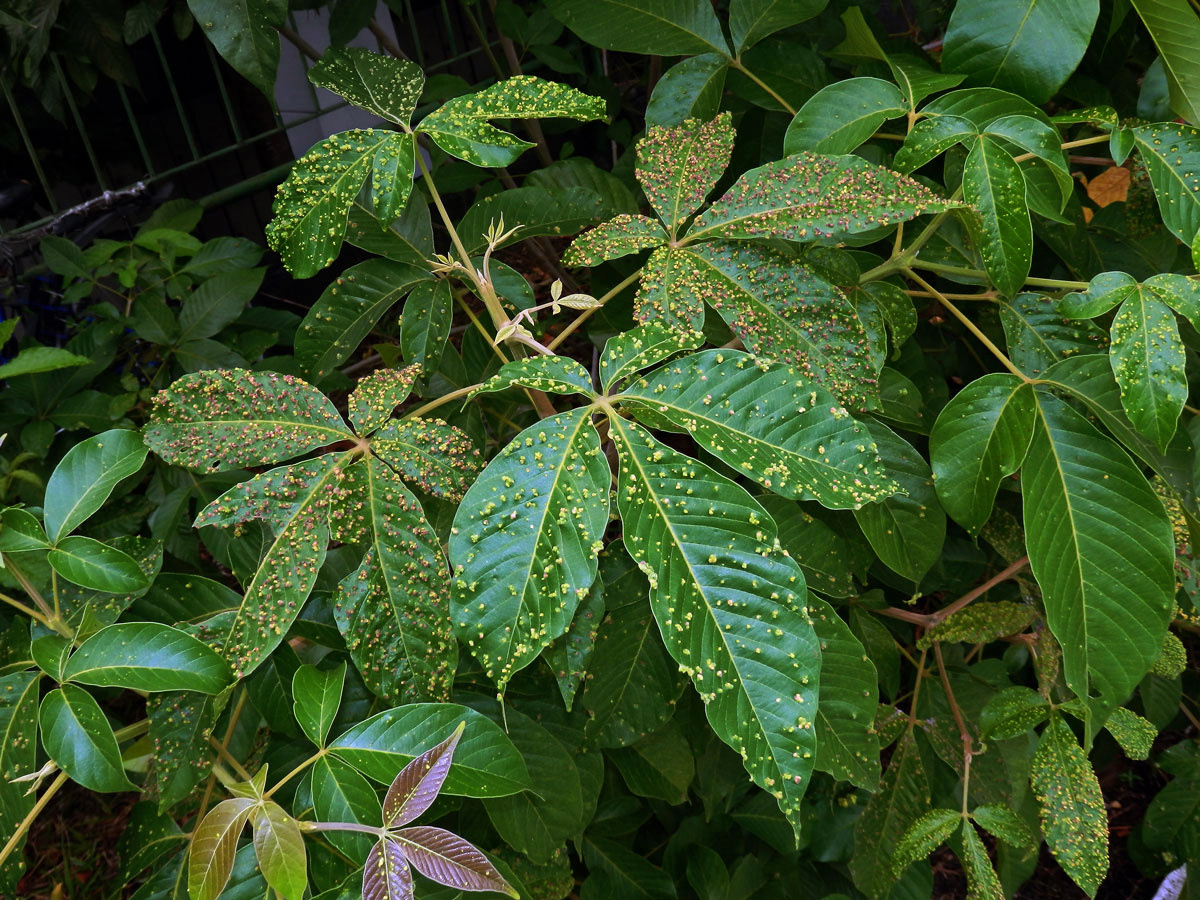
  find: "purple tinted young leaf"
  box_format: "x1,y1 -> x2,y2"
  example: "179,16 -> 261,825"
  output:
188,797 -> 255,900
383,721 -> 465,827
393,826 -> 519,897
363,837 -> 414,900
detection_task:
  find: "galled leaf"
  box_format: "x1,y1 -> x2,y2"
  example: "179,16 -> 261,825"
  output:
971,803 -> 1036,849
417,76 -> 606,168
620,349 -> 896,507
963,135 -> 1032,296
998,292 -> 1108,378
980,686 -> 1050,739
474,356 -> 596,399
147,690 -> 223,811
690,151 -> 957,243
145,369 -> 351,473
637,113 -> 735,234
600,322 -> 702,391
563,214 -> 667,266
958,821 -> 1005,900
633,246 -> 706,330
611,417 -> 820,836
308,47 -> 424,127
1103,707 -> 1157,760
891,808 -> 960,876
918,602 -> 1037,651
0,673 -> 39,894
400,280 -> 453,376
1031,714 -> 1109,897
348,365 -> 420,437
449,409 -> 609,689
1132,122 -> 1200,246
372,418 -> 482,502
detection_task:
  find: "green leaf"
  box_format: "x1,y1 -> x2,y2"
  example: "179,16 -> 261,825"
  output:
328,703 -> 532,797
1130,0 -> 1200,124
347,365 -> 419,437
980,686 -> 1050,739
929,373 -> 1035,534
186,0 -> 283,100
611,418 -> 820,837
545,576 -> 605,710
608,724 -> 695,804
582,836 -> 677,900
187,797 -> 255,900
177,270 -> 264,343
830,7 -> 964,109
401,280 -> 453,376
1143,774 -> 1200,862
147,690 -> 223,811
1024,392 -> 1175,713
763,497 -> 871,598
449,409 -> 609,689
892,114 -> 979,173
346,197 -> 431,265
1062,271 -> 1200,449
632,246 -> 706,330
986,115 -> 1073,205
145,369 -> 352,473
599,323 -> 703,391
308,47 -> 424,126
372,418 -> 483,502
292,663 -> 345,747
971,803 -> 1036,848
265,129 -> 397,277
296,259 -> 431,382
580,570 -> 685,748
0,673 -> 39,894
849,732 -> 930,899
675,242 -> 879,408
637,113 -> 735,235
958,822 -> 1005,900
1132,122 -> 1200,246
417,76 -> 606,167
562,214 -> 667,267
941,0 -> 1099,104
457,186 -> 610,253
39,684 -> 135,793
620,349 -> 897,507
809,595 -> 880,790
891,808 -> 961,876
62,623 -> 230,694
332,457 -> 456,703
853,421 -> 946,584
44,429 -> 148,541
252,800 -> 306,900
784,78 -> 907,156
730,0 -> 825,53
1031,714 -> 1108,897
195,456 -> 347,676
311,755 -> 380,864
918,601 -> 1036,651
1103,707 -> 1157,760
545,0 -> 729,55
0,507 -> 50,551
692,151 -> 956,243
476,356 -> 596,399
644,54 -> 728,128
998,292 -> 1108,378
481,703 -> 586,864
0,346 -> 93,379
48,536 -> 150,593
964,135 -> 1032,295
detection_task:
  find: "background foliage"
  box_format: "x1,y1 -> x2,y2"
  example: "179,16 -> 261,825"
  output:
4,0 -> 1200,898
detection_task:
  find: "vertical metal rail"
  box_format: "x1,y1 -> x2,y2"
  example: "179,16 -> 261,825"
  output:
1,77 -> 57,213
205,38 -> 243,143
150,28 -> 200,159
49,53 -> 109,191
115,83 -> 156,176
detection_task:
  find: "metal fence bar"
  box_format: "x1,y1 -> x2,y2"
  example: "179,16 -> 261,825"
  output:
404,0 -> 427,66
49,53 -> 109,191
115,83 -> 157,177
2,77 -> 57,213
205,38 -> 244,143
150,28 -> 200,160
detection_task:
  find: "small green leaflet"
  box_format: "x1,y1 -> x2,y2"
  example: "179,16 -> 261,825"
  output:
63,622 -> 231,694
1132,122 -> 1200,246
1060,271 -> 1200,450
40,684 -> 136,793
292,663 -> 346,747
689,151 -> 957,243
963,135 -> 1032,296
637,113 -> 735,235
0,673 -> 38,894
48,536 -> 149,594
251,800 -> 306,900
892,114 -> 979,173
401,279 -> 454,376
188,797 -> 256,900
610,417 -> 821,837
1031,714 -> 1109,897
417,76 -> 607,168
347,365 -> 420,437
783,77 -> 907,156
449,409 -> 610,690
144,369 -> 352,474
43,429 -> 148,542
562,214 -> 667,266
929,373 -> 1036,534
474,356 -> 596,399
599,323 -> 702,391
307,47 -> 424,127
620,349 -> 897,508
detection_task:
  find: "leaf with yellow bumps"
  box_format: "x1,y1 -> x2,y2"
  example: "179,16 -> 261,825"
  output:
144,369 -> 353,474
562,214 -> 667,267
632,246 -> 706,330
295,259 -> 432,382
448,408 -> 610,690
1031,714 -> 1109,897
1060,271 -> 1200,450
373,418 -> 483,502
266,128 -> 406,278
609,417 -> 821,838
689,150 -> 957,243
1103,707 -> 1157,760
917,600 -> 1038,651
308,47 -> 424,127
474,356 -> 597,400
348,365 -> 421,437
599,322 -> 702,391
637,113 -> 735,234
620,349 -> 898,509
333,457 -> 456,704
0,672 -> 38,894
1132,122 -> 1200,246
958,822 -> 1005,900
417,76 -> 607,168
890,808 -> 960,876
